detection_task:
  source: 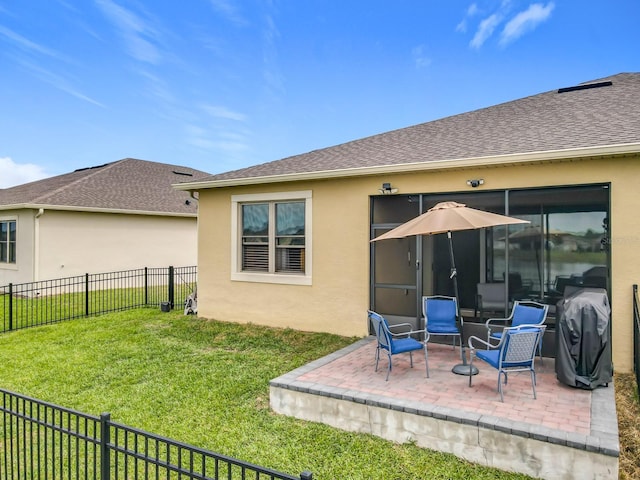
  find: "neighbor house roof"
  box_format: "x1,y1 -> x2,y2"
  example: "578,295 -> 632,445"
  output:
175,72 -> 640,190
0,158 -> 210,216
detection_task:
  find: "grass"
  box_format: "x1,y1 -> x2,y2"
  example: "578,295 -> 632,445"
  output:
0,285 -> 172,331
615,372 -> 640,480
0,308 -> 539,480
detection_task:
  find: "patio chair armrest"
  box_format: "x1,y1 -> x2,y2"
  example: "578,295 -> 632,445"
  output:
388,322 -> 414,330
389,328 -> 426,338
388,322 -> 414,336
388,322 -> 423,336
467,334 -> 499,350
512,324 -> 547,333
485,317 -> 509,328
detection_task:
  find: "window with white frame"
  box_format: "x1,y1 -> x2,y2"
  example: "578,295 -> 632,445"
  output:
232,191 -> 311,285
0,220 -> 16,264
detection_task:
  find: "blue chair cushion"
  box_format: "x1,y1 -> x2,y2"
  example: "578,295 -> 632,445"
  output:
425,298 -> 459,334
388,337 -> 424,355
428,324 -> 460,334
490,331 -> 502,340
511,304 -> 544,327
475,349 -> 531,368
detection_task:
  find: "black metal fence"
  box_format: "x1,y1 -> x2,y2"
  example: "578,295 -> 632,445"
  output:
0,266 -> 197,333
0,388 -> 312,480
633,285 -> 640,397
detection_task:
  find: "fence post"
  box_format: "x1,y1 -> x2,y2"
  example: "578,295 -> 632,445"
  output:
144,267 -> 148,306
168,266 -> 175,309
8,283 -> 13,331
85,273 -> 90,317
100,413 -> 111,480
300,471 -> 313,480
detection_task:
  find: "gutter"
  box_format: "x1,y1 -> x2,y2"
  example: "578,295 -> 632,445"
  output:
0,204 -> 197,217
172,142 -> 640,191
34,208 -> 44,281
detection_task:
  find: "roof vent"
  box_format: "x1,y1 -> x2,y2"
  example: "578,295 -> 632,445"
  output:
172,170 -> 193,176
557,81 -> 612,94
74,163 -> 108,172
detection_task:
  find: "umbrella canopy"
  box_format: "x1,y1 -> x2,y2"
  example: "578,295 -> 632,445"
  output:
371,201 -> 529,242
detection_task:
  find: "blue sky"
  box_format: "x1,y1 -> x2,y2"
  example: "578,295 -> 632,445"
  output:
1,1 -> 638,187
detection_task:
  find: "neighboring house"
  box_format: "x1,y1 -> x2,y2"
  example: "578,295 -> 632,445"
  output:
175,72 -> 640,373
0,158 -> 209,285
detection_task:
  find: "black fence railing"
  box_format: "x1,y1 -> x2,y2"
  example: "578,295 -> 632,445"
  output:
0,266 -> 197,333
633,285 -> 640,398
0,388 -> 312,480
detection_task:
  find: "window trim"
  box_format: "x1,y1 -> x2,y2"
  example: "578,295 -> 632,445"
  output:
0,217 -> 17,268
231,191 -> 312,285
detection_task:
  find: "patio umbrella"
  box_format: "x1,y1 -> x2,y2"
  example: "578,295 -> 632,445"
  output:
372,201 -> 529,375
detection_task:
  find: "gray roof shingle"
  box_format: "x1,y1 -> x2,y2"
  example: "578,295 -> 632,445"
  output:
192,72 -> 640,185
0,158 -> 210,215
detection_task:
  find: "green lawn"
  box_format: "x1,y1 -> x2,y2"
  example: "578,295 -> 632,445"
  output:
0,286 -> 167,331
0,309 -> 533,479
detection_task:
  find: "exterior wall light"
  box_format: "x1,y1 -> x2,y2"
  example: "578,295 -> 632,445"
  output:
379,183 -> 398,195
466,179 -> 484,188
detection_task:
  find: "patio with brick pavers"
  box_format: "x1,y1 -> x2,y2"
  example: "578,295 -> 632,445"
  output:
298,339 -> 593,434
270,337 -> 619,480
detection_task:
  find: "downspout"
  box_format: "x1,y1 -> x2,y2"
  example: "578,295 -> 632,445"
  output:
34,208 -> 44,281
189,191 -> 200,261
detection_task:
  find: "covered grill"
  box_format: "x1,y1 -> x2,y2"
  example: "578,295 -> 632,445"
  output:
555,288 -> 612,389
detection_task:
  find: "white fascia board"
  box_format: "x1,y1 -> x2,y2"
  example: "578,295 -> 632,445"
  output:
172,142 -> 640,191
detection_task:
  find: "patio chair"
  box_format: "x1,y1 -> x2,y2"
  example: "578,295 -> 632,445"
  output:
422,296 -> 461,378
468,324 -> 547,401
485,301 -> 548,361
368,310 -> 426,381
474,283 -> 510,320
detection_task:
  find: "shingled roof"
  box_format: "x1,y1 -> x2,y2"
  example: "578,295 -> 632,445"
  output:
0,158 -> 210,215
177,72 -> 640,190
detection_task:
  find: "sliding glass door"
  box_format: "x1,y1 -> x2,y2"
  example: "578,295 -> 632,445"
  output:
506,185 -> 609,307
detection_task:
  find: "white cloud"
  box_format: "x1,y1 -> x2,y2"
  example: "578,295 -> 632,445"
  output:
135,68 -> 175,103
456,3 -> 479,33
261,11 -> 285,99
184,124 -> 249,154
0,25 -> 66,60
500,2 -> 555,46
0,23 -> 103,107
412,45 -> 431,69
201,104 -> 247,121
95,0 -> 163,64
470,13 -> 502,49
17,59 -> 106,107
467,3 -> 479,16
208,0 -> 248,27
0,157 -> 51,188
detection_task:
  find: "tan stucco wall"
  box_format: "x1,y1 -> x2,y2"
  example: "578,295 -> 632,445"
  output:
197,177 -> 369,338
197,155 -> 640,372
35,211 -> 197,280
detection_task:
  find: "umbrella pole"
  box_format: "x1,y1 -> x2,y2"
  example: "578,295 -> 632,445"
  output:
447,231 -> 479,376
